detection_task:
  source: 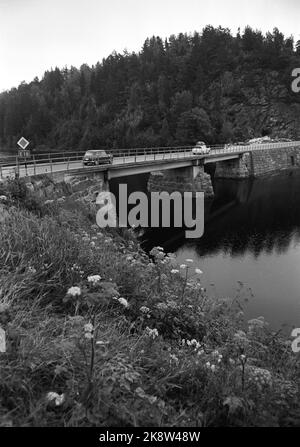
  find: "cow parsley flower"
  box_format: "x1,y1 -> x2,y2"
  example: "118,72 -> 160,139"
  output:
118,297 -> 129,308
84,323 -> 94,333
84,322 -> 94,339
67,286 -> 81,297
87,274 -> 101,285
145,327 -> 159,339
140,306 -> 150,313
46,392 -> 65,406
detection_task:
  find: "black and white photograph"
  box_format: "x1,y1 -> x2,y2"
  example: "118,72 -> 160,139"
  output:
1,0 -> 300,435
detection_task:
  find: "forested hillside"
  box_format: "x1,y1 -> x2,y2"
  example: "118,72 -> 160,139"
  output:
1,26 -> 300,152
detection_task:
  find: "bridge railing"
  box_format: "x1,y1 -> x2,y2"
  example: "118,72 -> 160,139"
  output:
1,141 -> 300,178
0,146 -> 204,178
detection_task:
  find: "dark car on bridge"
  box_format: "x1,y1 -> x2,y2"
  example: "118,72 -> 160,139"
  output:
83,150 -> 113,166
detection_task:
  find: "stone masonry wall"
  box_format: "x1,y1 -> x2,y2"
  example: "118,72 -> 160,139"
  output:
23,171 -> 108,203
215,145 -> 300,179
247,146 -> 300,177
214,154 -> 249,179
148,166 -> 214,198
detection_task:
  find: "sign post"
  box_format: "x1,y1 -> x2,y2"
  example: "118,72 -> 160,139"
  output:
17,137 -> 30,176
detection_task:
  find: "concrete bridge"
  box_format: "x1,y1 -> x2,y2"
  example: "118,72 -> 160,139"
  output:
1,141 -> 300,198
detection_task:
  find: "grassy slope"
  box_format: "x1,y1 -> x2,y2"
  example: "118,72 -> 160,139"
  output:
0,179 -> 300,427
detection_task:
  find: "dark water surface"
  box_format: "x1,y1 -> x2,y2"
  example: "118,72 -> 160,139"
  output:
141,170 -> 300,330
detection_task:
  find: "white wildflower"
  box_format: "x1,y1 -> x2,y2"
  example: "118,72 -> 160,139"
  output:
118,297 -> 129,308
145,327 -> 159,339
67,286 -> 81,297
46,392 -> 65,406
46,392 -> 59,402
84,323 -> 94,333
140,306 -> 150,314
87,274 -> 101,285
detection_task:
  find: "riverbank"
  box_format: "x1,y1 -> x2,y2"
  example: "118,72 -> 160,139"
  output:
0,179 -> 300,427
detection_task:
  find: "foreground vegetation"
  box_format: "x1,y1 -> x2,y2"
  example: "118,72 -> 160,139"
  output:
0,179 -> 300,427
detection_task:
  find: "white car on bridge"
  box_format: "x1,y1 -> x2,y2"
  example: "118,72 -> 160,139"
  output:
192,141 -> 210,155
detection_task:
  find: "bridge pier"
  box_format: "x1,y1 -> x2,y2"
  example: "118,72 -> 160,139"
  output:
214,153 -> 250,179
147,164 -> 214,198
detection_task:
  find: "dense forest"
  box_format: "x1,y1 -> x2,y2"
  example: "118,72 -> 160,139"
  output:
1,26 -> 300,152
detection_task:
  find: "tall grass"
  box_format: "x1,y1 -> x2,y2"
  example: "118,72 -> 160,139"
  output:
0,179 -> 300,426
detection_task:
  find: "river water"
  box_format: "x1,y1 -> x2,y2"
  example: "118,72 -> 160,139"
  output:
142,170 -> 300,330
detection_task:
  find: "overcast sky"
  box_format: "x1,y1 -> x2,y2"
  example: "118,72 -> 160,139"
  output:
0,0 -> 299,92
